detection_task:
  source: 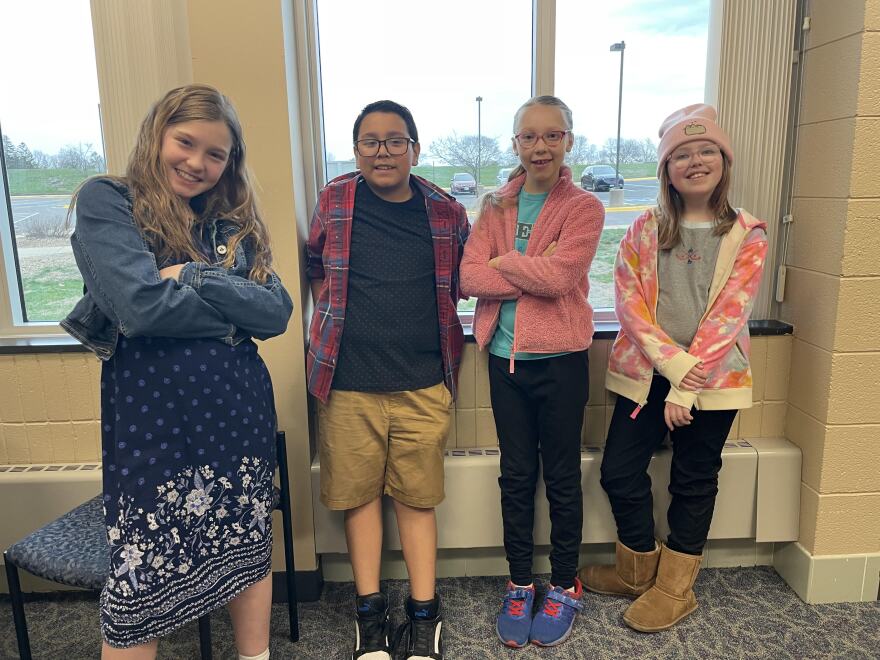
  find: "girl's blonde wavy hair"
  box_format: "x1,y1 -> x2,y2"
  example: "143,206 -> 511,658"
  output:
655,153 -> 738,250
70,84 -> 273,282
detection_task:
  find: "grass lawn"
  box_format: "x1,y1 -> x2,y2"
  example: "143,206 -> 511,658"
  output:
588,226 -> 626,310
456,225 -> 624,315
19,254 -> 83,322
8,168 -> 100,195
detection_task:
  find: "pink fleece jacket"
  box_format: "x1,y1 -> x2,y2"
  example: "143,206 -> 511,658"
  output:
460,167 -> 605,359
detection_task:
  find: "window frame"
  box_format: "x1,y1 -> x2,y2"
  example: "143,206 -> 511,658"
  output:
0,0 -> 792,339
0,140 -> 72,338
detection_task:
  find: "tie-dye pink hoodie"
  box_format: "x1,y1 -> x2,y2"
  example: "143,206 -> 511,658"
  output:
607,208 -> 768,413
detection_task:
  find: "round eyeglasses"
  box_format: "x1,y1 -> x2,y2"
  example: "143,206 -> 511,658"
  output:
669,146 -> 722,168
513,130 -> 570,149
354,137 -> 415,157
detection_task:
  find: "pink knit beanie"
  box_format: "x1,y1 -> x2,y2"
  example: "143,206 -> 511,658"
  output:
656,103 -> 733,177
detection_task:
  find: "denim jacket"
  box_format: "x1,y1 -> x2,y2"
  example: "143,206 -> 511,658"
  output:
61,178 -> 293,359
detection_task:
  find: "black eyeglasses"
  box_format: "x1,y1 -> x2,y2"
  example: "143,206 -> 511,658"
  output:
354,137 -> 415,157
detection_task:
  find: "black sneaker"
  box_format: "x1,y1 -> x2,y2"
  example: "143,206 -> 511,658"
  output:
392,594 -> 443,660
353,592 -> 392,660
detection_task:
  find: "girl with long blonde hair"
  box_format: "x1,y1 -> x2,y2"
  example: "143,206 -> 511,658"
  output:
63,84 -> 292,660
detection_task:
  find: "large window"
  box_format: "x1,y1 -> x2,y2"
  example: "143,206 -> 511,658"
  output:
313,0 -> 711,316
556,0 -> 711,310
316,0 -> 532,314
0,1 -> 104,331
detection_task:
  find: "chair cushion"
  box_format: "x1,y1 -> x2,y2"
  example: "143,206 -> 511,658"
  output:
6,485 -> 284,591
5,495 -> 108,590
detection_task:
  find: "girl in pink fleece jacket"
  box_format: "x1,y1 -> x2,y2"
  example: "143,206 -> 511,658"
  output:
579,104 -> 768,634
460,95 -> 604,649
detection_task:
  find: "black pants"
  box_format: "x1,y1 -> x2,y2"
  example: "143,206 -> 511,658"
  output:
489,350 -> 589,588
600,374 -> 736,555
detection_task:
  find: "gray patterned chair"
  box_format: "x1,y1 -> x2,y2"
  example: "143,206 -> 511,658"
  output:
3,430 -> 299,660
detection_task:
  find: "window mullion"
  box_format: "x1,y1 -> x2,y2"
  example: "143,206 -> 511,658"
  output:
533,0 -> 556,96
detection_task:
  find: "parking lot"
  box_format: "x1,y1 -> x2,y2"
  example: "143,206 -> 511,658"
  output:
450,176 -> 660,227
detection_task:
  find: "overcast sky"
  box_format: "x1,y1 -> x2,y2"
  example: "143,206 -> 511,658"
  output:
318,0 -> 710,162
0,0 -> 709,164
0,1 -> 102,155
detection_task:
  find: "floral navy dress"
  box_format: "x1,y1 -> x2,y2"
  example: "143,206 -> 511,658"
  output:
61,178 -> 293,647
99,336 -> 277,645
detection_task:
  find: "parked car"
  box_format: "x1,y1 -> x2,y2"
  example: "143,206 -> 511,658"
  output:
496,167 -> 515,187
580,165 -> 624,192
451,172 -> 477,195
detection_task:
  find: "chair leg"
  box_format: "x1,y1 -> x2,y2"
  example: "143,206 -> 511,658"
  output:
276,431 -> 299,642
4,556 -> 32,660
197,615 -> 212,660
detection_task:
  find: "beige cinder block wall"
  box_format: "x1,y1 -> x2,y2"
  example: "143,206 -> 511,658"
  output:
776,0 -> 880,603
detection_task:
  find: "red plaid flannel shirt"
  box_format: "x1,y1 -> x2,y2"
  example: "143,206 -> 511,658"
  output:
305,172 -> 470,403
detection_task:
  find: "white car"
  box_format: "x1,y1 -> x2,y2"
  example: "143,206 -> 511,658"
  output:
496,167 -> 515,186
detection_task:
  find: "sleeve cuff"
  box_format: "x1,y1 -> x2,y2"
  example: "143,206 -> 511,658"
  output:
179,262 -> 201,289
660,350 -> 700,388
665,385 -> 698,410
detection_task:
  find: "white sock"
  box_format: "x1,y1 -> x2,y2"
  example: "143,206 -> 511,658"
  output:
511,582 -> 534,589
239,649 -> 269,660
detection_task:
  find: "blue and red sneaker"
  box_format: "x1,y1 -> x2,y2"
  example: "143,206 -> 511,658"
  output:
495,582 -> 536,648
529,578 -> 584,647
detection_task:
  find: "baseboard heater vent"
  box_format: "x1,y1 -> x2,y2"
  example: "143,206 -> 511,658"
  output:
311,437 -> 801,554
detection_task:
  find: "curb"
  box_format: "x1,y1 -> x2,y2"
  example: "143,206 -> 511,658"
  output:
605,205 -> 651,213
10,194 -> 72,200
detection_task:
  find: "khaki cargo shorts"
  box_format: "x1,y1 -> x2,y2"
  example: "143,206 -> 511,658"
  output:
317,381 -> 452,510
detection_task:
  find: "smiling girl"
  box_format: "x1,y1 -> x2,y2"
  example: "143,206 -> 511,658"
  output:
63,85 -> 292,660
460,95 -> 604,648
579,104 -> 767,633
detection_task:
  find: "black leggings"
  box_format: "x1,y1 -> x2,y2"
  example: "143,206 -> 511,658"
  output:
489,350 -> 589,588
600,374 -> 736,555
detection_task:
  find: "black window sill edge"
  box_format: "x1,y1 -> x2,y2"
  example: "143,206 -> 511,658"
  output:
0,319 -> 793,355
464,319 -> 792,342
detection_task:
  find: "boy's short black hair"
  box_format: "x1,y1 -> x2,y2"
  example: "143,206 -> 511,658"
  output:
352,100 -> 419,144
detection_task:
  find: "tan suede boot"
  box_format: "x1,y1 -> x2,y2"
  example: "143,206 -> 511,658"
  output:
623,543 -> 702,632
578,541 -> 660,598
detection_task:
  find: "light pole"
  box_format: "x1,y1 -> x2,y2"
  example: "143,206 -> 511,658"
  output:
610,41 -> 625,198
476,96 -> 482,192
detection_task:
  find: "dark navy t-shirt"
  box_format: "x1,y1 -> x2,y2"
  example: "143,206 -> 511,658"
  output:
331,181 -> 443,392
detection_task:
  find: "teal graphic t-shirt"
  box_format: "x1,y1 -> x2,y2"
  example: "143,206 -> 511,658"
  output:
489,189 -> 567,360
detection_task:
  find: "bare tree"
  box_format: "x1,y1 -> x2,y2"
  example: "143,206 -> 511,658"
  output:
430,133 -> 503,179
499,145 -> 520,167
32,150 -> 55,168
640,137 -> 658,162
566,134 -> 599,167
601,137 -> 650,165
56,143 -> 104,171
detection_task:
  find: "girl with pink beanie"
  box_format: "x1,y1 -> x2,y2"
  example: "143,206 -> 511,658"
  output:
578,103 -> 768,632
460,95 -> 604,648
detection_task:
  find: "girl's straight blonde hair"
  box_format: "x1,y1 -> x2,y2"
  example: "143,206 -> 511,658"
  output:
70,84 -> 273,281
655,154 -> 738,250
476,95 -> 574,218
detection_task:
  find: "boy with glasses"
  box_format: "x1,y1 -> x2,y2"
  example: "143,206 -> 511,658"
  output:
306,100 -> 469,660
